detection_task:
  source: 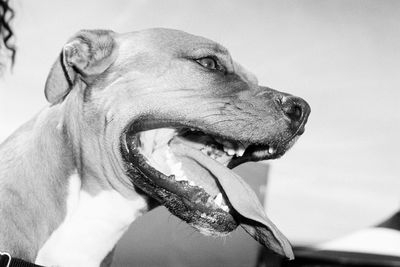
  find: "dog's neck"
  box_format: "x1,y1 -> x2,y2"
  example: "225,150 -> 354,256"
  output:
0,99 -> 150,265
0,104 -> 74,260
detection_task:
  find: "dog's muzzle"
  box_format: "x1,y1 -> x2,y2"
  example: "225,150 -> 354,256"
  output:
119,103 -> 309,260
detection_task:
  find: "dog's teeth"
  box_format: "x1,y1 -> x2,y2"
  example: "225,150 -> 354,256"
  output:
214,193 -> 229,211
235,147 -> 245,157
220,204 -> 229,212
214,193 -> 223,206
268,147 -> 275,154
175,175 -> 188,181
224,148 -> 234,156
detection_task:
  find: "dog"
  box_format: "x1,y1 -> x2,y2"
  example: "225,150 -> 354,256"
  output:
0,28 -> 310,267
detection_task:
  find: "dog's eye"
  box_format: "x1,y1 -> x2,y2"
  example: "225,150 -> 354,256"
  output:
196,57 -> 223,71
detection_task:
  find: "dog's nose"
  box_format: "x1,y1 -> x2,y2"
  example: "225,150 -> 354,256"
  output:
280,95 -> 310,135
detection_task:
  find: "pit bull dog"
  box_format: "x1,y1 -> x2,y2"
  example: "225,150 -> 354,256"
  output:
0,28 -> 310,267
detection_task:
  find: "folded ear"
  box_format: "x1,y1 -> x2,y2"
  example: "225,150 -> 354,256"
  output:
44,29 -> 117,104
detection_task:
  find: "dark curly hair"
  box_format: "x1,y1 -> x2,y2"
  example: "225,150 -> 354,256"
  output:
0,0 -> 16,67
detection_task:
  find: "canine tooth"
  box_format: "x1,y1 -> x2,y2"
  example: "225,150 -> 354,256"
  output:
226,148 -> 235,156
268,147 -> 275,154
235,147 -> 245,157
214,193 -> 223,206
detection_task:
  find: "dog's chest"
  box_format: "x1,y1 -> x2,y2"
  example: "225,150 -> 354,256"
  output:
35,173 -> 147,267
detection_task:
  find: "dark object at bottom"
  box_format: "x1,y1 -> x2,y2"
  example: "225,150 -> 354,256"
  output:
257,247 -> 400,267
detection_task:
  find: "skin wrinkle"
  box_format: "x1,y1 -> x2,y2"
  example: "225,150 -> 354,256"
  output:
98,135 -> 110,189
107,134 -> 128,191
208,119 -> 242,128
1,28 -> 309,265
192,94 -> 283,142
107,118 -> 137,194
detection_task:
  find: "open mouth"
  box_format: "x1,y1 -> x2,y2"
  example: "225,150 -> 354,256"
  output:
121,125 -> 295,259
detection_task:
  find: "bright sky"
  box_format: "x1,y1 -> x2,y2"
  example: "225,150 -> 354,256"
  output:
0,0 -> 399,244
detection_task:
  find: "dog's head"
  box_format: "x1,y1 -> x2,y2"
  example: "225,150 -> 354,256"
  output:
45,29 -> 310,260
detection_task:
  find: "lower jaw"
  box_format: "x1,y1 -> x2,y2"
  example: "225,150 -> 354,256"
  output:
121,127 -> 296,260
121,126 -> 282,232
122,133 -> 238,235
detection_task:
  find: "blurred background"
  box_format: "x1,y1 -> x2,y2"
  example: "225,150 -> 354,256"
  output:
1,0 -> 399,266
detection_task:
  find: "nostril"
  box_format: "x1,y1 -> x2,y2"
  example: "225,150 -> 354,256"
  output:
284,103 -> 303,122
280,96 -> 310,123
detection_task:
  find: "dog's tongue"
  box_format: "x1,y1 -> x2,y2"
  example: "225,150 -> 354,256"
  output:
169,138 -> 294,260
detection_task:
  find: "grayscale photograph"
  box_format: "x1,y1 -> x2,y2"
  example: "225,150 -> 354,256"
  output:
0,1 -> 399,266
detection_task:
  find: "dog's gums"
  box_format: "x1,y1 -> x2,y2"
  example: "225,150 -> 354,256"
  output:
121,123 -> 298,260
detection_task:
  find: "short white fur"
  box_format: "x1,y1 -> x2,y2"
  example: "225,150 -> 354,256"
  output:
35,173 -> 147,267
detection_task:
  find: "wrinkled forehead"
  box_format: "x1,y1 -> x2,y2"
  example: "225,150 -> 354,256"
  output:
117,28 -> 229,58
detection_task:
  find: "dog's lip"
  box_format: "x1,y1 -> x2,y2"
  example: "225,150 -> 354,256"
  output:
122,132 -> 232,213
125,118 -> 294,165
121,132 -> 238,234
120,126 -> 294,259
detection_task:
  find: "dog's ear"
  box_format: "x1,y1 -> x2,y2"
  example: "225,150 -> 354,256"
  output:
44,29 -> 117,104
